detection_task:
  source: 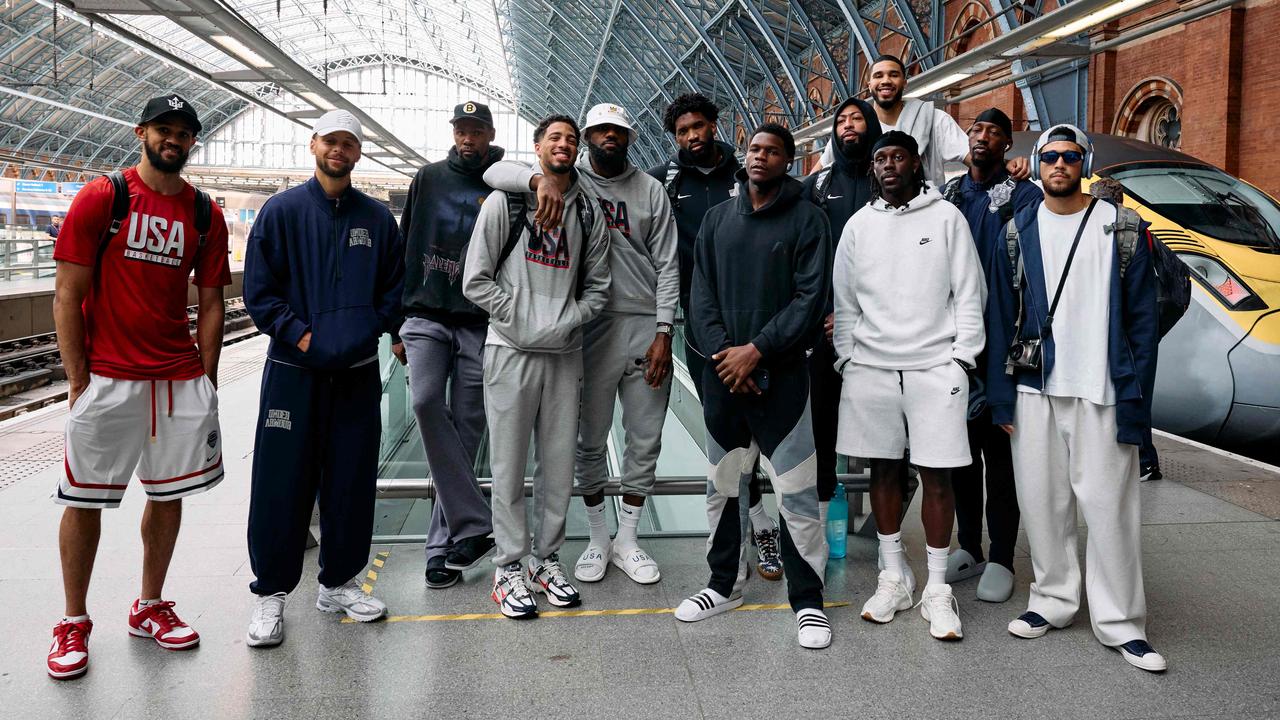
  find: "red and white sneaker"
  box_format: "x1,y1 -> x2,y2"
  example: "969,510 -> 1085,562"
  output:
48,618 -> 92,680
127,600 -> 200,650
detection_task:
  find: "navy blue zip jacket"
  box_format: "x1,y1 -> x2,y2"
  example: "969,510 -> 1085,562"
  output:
245,177 -> 404,371
985,198 -> 1158,444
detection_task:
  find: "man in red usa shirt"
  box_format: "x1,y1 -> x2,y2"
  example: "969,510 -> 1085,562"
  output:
46,94 -> 231,680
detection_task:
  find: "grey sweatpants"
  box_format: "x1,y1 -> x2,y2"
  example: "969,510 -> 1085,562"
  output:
576,312 -> 671,497
401,317 -> 491,562
1011,392 -> 1146,646
483,344 -> 583,566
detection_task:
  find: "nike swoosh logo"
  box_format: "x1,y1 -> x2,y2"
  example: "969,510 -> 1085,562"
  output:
919,238 -> 932,245
951,387 -> 961,395
827,194 -> 843,200
677,194 -> 693,199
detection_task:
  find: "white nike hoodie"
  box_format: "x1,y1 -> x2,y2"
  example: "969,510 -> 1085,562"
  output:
832,189 -> 986,371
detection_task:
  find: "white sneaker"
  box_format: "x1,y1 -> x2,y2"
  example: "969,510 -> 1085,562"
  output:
1119,640 -> 1167,673
246,592 -> 286,648
796,608 -> 832,649
316,581 -> 388,622
945,548 -> 987,584
675,588 -> 743,622
492,562 -> 537,619
861,570 -> 913,623
574,543 -> 610,583
611,544 -> 661,585
919,583 -> 963,640
528,554 -> 581,608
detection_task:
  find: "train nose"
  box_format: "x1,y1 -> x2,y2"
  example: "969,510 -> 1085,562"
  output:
1218,309 -> 1280,445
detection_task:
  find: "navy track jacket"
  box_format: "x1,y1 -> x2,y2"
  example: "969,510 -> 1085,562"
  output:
245,177 -> 404,371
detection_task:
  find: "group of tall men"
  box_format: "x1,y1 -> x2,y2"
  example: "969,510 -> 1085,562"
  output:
46,52 -> 1167,680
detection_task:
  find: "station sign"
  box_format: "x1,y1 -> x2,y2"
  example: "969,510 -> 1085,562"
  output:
60,182 -> 87,195
15,180 -> 57,194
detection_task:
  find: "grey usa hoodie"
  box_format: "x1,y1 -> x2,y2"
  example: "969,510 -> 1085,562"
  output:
462,165 -> 611,353
484,157 -> 679,325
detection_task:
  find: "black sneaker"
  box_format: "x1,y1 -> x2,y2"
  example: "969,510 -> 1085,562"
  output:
445,535 -> 497,571
1140,463 -> 1163,482
425,556 -> 460,589
1119,639 -> 1168,672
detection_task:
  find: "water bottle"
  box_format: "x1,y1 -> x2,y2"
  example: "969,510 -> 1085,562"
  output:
826,482 -> 849,559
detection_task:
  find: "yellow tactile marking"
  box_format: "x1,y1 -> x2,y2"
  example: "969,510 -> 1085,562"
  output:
361,551 -> 390,595
342,601 -> 851,624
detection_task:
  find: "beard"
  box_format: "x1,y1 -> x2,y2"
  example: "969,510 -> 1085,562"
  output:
144,142 -> 189,174
874,88 -> 902,110
588,140 -> 627,172
316,156 -> 354,179
1043,176 -> 1081,198
970,147 -> 1001,171
836,134 -> 863,160
456,148 -> 486,169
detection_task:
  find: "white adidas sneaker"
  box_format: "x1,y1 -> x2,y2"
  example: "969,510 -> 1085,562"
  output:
674,588 -> 743,622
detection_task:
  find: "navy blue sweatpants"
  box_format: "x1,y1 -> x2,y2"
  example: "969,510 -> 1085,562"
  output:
248,359 -> 381,596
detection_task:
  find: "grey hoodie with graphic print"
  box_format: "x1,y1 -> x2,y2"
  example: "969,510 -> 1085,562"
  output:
462,166 -> 611,354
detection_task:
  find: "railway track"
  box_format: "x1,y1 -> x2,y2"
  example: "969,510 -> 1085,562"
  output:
0,298 -> 258,419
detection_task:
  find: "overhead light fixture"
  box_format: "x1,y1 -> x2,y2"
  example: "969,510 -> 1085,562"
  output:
298,92 -> 337,111
209,34 -> 273,69
1002,36 -> 1058,57
905,72 -> 973,98
1046,0 -> 1156,39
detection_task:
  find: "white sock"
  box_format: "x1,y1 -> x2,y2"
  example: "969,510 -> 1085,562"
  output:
584,501 -> 611,548
138,598 -> 161,606
63,614 -> 90,623
926,545 -> 950,587
615,502 -> 642,549
749,502 -> 774,534
878,531 -> 905,580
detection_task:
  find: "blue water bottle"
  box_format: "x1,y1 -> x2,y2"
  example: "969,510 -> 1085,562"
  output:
827,482 -> 849,559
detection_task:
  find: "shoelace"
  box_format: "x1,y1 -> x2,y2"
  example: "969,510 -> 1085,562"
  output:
252,594 -> 285,625
756,529 -> 779,558
146,601 -> 183,630
55,622 -> 88,655
875,574 -> 904,600
503,569 -> 532,599
540,559 -> 570,587
915,590 -> 961,620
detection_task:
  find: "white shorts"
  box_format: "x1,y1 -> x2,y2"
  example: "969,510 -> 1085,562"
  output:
835,361 -> 972,468
56,374 -> 223,509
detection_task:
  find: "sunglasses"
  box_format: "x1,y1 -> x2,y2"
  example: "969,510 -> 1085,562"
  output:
1040,150 -> 1084,165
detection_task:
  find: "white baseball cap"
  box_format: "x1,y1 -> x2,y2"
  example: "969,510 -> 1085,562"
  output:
583,103 -> 637,143
312,109 -> 364,144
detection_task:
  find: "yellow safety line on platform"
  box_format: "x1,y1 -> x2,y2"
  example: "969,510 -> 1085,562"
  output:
341,601 -> 851,624
361,551 -> 390,595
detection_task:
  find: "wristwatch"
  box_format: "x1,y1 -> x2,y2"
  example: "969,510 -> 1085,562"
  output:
656,322 -> 674,336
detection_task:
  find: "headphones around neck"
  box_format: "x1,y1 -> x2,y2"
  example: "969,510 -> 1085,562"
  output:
1030,123 -> 1094,181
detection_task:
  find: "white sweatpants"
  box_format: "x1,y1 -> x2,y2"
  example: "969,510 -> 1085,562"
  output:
1011,392 -> 1147,646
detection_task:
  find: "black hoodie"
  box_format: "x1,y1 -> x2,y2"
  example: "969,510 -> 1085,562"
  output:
689,170 -> 831,368
399,145 -> 505,325
802,97 -> 882,237
645,140 -> 740,314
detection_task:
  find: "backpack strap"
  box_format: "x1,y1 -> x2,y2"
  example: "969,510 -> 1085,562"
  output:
663,161 -> 682,210
95,171 -> 131,270
941,175 -> 964,208
574,194 -> 596,300
1004,217 -> 1023,291
496,192 -> 527,273
1105,205 -> 1142,278
812,167 -> 833,209
193,187 -> 213,249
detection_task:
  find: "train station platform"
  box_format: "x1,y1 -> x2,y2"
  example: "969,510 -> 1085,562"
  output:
0,336 -> 1277,719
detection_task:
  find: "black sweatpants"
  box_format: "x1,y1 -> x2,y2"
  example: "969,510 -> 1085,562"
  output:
952,407 -> 1019,569
688,337 -> 763,508
701,362 -> 825,612
248,359 -> 381,596
808,341 -> 842,503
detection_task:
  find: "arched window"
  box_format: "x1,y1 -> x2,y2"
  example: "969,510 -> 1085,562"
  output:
1112,78 -> 1183,151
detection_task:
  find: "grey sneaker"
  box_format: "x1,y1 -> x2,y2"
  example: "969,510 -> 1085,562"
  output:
246,592 -> 286,648
316,581 -> 388,622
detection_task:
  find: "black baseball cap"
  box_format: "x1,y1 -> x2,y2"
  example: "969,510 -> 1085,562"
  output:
138,94 -> 203,134
451,101 -> 494,127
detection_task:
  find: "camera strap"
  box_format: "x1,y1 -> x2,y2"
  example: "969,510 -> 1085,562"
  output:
1042,197 -> 1098,335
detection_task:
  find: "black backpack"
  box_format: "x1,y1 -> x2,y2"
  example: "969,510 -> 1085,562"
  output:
663,161 -> 683,210
810,167 -> 834,210
96,170 -> 214,269
1004,204 -> 1191,338
497,192 -> 597,300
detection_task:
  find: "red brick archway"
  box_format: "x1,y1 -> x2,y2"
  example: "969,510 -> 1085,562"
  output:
1112,77 -> 1184,149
